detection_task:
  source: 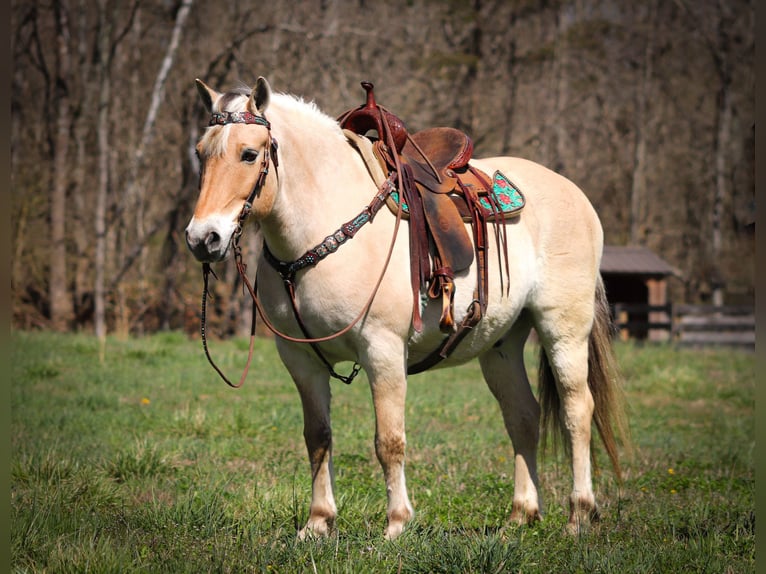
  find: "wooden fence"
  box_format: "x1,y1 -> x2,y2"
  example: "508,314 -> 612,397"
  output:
611,303 -> 755,349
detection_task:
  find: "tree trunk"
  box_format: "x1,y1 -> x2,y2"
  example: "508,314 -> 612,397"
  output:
500,9 -> 518,155
133,7 -> 147,336
550,1 -> 577,173
94,0 -> 112,342
711,77 -> 731,306
49,0 -> 74,331
73,0 -> 95,323
109,0 -> 194,332
710,0 -> 734,307
97,0 -> 194,337
453,0 -> 482,136
629,0 -> 657,245
124,0 -> 194,210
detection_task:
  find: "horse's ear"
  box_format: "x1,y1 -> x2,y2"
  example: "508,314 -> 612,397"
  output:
249,76 -> 271,115
195,79 -> 220,113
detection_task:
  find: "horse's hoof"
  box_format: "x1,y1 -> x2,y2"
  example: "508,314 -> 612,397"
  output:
382,504 -> 413,540
297,516 -> 334,540
509,501 -> 542,525
383,522 -> 405,540
566,499 -> 600,534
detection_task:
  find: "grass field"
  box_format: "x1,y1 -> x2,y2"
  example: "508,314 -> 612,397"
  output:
11,330 -> 754,573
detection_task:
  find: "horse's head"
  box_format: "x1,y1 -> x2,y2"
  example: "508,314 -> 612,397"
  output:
185,77 -> 277,262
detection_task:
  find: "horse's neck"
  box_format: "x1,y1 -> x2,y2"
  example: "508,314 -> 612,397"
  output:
259,103 -> 376,262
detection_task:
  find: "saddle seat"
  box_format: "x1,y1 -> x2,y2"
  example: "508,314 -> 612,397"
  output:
339,82 -> 520,365
406,127 -> 473,172
396,128 -> 499,221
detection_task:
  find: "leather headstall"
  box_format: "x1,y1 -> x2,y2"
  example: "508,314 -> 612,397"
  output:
199,108 -> 279,389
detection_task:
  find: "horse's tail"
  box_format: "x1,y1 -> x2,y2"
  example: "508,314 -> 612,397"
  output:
539,275 -> 629,480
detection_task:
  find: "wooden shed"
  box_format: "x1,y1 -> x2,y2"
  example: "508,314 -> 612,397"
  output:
600,245 -> 677,341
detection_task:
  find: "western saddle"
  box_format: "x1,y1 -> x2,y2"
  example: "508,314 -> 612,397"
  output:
338,82 -> 517,373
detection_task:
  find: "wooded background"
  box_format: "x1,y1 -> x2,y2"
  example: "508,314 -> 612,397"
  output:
11,0 -> 755,337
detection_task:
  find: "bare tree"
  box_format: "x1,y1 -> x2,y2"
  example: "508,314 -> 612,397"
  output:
674,0 -> 751,304
49,0 -> 74,331
629,0 -> 657,245
549,1 -> 577,173
93,0 -> 112,342
708,0 -> 736,306
94,0 -> 194,339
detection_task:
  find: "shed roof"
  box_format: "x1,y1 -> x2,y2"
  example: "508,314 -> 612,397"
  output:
600,246 -> 676,276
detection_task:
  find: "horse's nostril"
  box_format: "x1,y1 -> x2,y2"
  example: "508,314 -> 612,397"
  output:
205,231 -> 221,249
185,229 -> 198,251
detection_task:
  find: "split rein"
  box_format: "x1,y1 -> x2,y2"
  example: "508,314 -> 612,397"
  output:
199,110 -> 404,388
200,110 -> 274,388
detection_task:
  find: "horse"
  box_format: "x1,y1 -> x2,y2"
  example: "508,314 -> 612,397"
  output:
185,76 -> 627,540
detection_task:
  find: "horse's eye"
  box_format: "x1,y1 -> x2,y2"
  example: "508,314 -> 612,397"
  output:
241,149 -> 258,163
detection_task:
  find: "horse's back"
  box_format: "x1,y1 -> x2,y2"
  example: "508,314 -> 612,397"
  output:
473,156 -> 600,231
471,156 -> 603,318
472,155 -> 603,265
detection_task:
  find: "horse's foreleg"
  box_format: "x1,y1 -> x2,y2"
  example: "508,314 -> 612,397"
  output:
479,319 -> 542,525
367,363 -> 413,540
282,350 -> 336,539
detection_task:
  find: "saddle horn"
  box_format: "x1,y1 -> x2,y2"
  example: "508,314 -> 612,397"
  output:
338,81 -> 408,153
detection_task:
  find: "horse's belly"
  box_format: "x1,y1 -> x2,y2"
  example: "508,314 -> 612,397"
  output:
406,236 -> 536,367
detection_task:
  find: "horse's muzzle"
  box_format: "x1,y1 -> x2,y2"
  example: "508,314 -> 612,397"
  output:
185,217 -> 234,262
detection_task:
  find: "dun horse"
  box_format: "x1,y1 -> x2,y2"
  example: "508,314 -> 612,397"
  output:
185,77 -> 626,540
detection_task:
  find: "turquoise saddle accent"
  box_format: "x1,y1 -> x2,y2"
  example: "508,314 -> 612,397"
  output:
389,170 -> 525,221
480,171 -> 525,216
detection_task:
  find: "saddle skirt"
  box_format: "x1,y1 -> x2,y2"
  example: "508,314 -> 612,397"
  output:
387,169 -> 525,223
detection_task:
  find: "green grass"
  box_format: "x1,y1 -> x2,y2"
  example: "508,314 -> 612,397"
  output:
11,331 -> 754,573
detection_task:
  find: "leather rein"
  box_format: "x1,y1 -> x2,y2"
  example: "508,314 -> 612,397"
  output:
199,109 -> 404,387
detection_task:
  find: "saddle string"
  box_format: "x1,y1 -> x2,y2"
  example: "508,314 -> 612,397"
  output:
471,165 -> 511,298
378,108 -> 427,333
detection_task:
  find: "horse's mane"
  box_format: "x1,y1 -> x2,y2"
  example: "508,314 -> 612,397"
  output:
199,86 -> 343,158
269,92 -> 342,134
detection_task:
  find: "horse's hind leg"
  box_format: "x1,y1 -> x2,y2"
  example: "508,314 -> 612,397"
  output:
479,312 -> 542,524
534,304 -> 599,533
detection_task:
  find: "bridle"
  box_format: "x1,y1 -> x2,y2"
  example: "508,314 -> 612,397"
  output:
200,109 -> 276,388
199,108 -> 404,388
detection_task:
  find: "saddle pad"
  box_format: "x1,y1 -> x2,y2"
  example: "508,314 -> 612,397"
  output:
388,170 -> 525,222
480,171 -> 525,218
